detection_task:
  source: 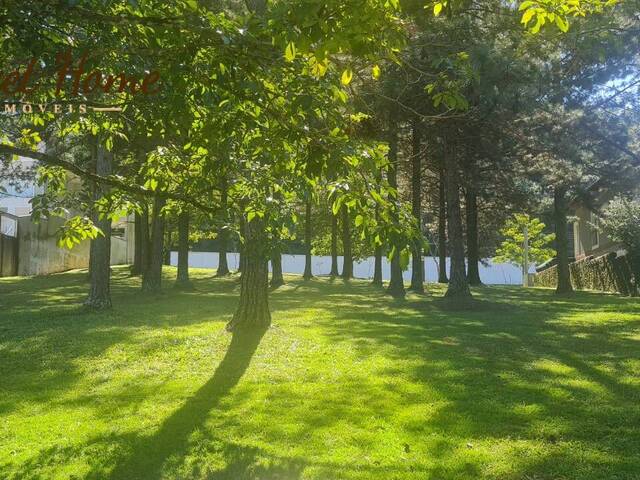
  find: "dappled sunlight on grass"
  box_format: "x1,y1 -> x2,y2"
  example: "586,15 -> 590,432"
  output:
1,267 -> 639,479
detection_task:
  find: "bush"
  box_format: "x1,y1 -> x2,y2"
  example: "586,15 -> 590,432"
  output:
534,251 -> 637,296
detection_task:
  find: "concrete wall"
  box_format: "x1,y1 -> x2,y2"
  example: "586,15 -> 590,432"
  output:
17,215 -> 135,276
171,251 -> 531,285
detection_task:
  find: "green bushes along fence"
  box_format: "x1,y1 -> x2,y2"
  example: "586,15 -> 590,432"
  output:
535,252 -> 637,296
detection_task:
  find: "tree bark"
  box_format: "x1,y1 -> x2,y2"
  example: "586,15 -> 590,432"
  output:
163,227 -> 172,266
554,186 -> 574,294
175,210 -> 192,289
386,127 -> 406,298
270,246 -> 284,288
84,144 -> 112,309
438,169 -> 449,283
303,197 -> 313,280
372,205 -> 384,287
216,176 -> 230,276
237,214 -> 245,273
340,205 -> 353,279
444,145 -> 472,299
410,120 -> 424,293
329,210 -> 339,277
465,187 -> 482,286
140,204 -> 150,275
227,217 -> 271,331
142,195 -> 166,293
132,211 -> 143,275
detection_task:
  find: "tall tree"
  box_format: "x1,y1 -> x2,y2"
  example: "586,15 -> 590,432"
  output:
410,120 -> 425,293
84,143 -> 112,309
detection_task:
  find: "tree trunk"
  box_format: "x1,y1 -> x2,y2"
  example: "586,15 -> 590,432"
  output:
372,243 -> 383,287
132,211 -> 143,275
303,197 -> 313,280
465,187 -> 482,286
444,145 -> 471,299
329,211 -> 339,277
270,246 -> 284,288
163,228 -> 172,266
84,144 -> 112,309
237,215 -> 245,273
629,252 -> 640,297
142,195 -> 166,293
554,186 -> 574,295
410,120 -> 424,293
216,176 -> 230,276
175,210 -> 192,289
341,205 -> 353,279
438,169 -> 449,283
141,204 -> 150,275
227,217 -> 271,331
386,127 -> 406,299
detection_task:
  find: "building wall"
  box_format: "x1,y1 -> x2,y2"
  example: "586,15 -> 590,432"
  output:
573,204 -> 617,260
17,215 -> 135,276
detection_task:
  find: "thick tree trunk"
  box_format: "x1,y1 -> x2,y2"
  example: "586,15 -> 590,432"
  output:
386,127 -> 406,299
410,121 -> 424,293
444,147 -> 472,299
303,197 -> 313,280
438,170 -> 449,283
216,176 -> 230,277
465,187 -> 482,286
270,246 -> 284,288
132,211 -> 143,275
341,205 -> 353,279
329,211 -> 339,277
228,217 -> 271,331
554,186 -> 574,295
175,210 -> 192,289
84,144 -> 112,309
142,196 -> 166,293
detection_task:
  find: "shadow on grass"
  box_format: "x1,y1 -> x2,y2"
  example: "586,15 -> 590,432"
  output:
103,327 -> 283,480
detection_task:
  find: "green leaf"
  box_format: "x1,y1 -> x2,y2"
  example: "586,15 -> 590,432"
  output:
341,68 -> 353,86
555,15 -> 569,32
285,42 -> 297,62
355,214 -> 364,227
433,2 -> 443,16
372,65 -> 381,80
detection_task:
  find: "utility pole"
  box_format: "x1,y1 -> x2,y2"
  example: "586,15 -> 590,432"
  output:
523,224 -> 529,287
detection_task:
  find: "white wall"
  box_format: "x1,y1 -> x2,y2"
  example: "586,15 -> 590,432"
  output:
170,251 -> 530,285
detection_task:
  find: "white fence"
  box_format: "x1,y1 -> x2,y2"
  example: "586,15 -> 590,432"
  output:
170,251 -> 532,285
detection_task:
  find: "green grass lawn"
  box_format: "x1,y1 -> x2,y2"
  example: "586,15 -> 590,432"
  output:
1,267 -> 639,480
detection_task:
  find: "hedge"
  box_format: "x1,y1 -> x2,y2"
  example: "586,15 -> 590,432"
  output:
534,251 -> 637,296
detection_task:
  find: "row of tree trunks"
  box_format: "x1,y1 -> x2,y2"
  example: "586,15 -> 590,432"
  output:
175,210 -> 191,289
386,127 -> 406,298
84,143 -> 112,309
329,211 -> 339,276
216,175 -> 230,277
341,205 -> 353,279
465,187 -> 482,286
303,197 -> 313,280
228,216 -> 271,331
438,168 -> 449,283
410,120 -> 424,293
444,142 -> 472,299
554,186 -> 574,295
142,195 -> 166,293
